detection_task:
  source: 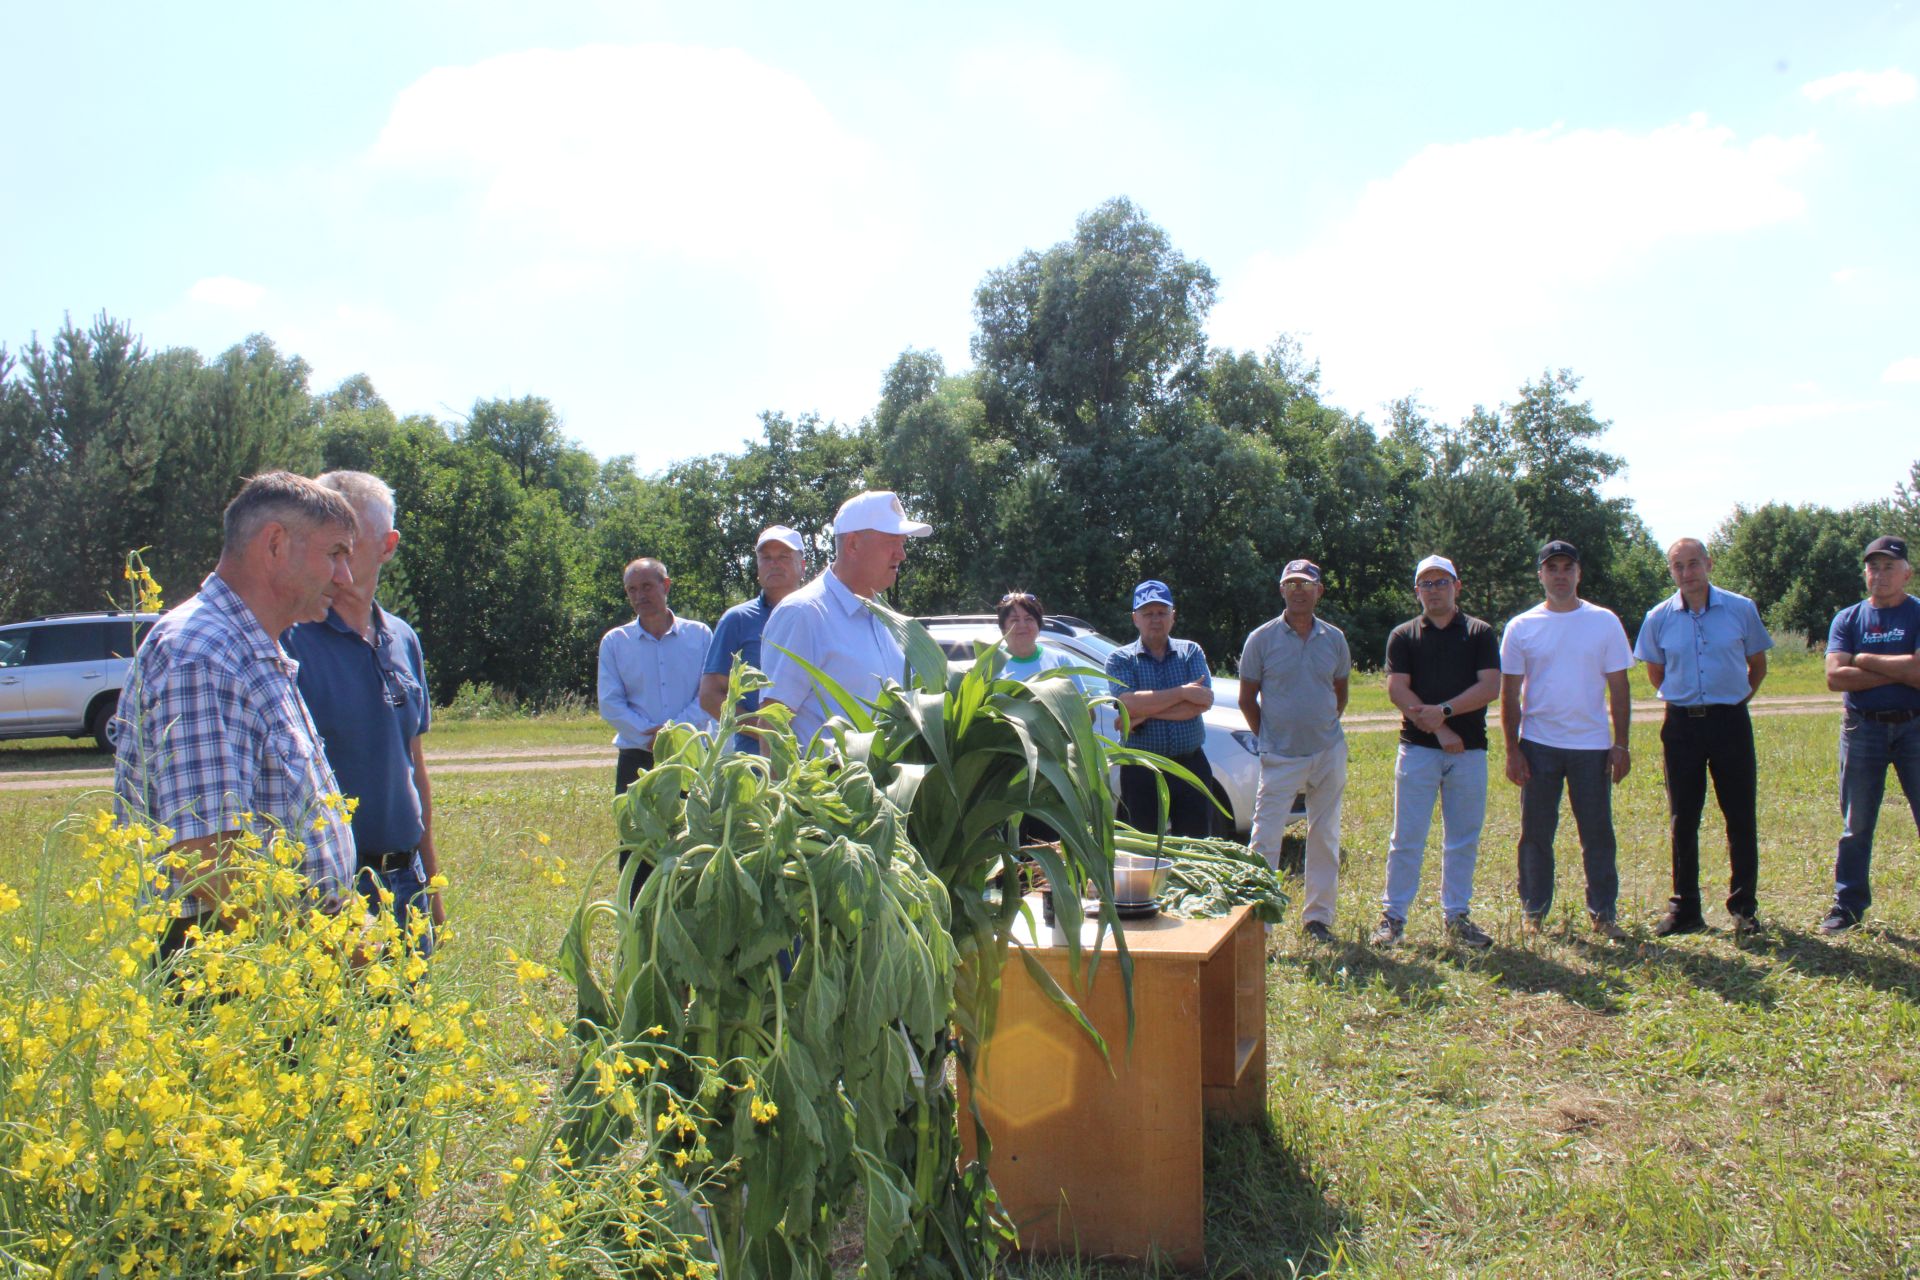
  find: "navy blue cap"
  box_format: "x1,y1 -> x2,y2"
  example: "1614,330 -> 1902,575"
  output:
1279,559 -> 1322,584
1864,535 -> 1909,562
1132,579 -> 1174,610
1537,539 -> 1580,567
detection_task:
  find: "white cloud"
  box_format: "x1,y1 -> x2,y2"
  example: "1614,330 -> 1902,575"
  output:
947,43 -> 1122,124
1831,266 -> 1859,283
1800,68 -> 1918,107
1884,356 -> 1920,383
1209,115 -> 1818,418
186,275 -> 267,309
1681,399 -> 1884,439
365,43 -> 887,295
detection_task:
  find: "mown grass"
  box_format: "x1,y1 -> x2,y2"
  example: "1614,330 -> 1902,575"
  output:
2,699 -> 1913,1278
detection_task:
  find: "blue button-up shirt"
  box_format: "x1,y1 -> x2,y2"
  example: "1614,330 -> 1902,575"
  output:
1633,585 -> 1772,707
597,613 -> 714,749
284,604 -> 431,856
705,593 -> 772,750
113,572 -> 356,916
1106,638 -> 1211,757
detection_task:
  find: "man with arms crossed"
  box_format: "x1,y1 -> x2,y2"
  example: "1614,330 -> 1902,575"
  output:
1633,537 -> 1771,937
1500,540 -> 1634,940
114,472 -> 361,960
760,491 -> 932,750
284,471 -> 444,950
1109,579 -> 1218,840
598,557 -> 713,797
1371,554 -> 1500,950
699,525 -> 806,751
1820,534 -> 1920,935
1240,559 -> 1350,945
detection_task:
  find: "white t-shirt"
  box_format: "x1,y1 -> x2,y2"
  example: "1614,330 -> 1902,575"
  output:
1000,643 -> 1075,684
1498,601 -> 1633,750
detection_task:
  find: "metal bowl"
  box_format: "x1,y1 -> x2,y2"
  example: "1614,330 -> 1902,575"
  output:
1111,853 -> 1172,905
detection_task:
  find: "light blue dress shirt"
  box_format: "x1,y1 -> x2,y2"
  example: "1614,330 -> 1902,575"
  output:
597,613 -> 714,748
760,568 -> 904,749
1633,585 -> 1772,706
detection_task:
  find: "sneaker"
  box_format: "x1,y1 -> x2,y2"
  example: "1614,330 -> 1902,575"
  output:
1445,915 -> 1493,950
1589,913 -> 1629,942
1818,909 -> 1859,937
1729,911 -> 1762,937
1303,920 -> 1337,945
1652,910 -> 1706,938
1369,915 -> 1404,948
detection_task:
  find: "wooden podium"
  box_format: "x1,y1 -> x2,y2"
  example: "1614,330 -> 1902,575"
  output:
961,901 -> 1267,1269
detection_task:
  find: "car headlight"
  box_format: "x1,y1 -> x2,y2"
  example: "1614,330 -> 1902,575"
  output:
1230,729 -> 1259,756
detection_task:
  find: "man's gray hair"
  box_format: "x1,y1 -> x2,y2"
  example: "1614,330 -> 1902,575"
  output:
222,472 -> 358,555
316,470 -> 397,533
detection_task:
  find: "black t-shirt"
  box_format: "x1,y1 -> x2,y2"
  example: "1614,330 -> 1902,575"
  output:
1384,612 -> 1501,750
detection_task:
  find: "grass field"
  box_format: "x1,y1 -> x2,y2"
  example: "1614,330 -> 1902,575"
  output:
2,689 -> 1914,1277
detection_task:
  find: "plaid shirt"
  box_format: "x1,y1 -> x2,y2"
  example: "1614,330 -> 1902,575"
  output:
114,573 -> 356,915
1106,637 -> 1212,757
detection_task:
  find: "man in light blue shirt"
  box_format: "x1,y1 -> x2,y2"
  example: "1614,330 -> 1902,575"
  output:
761,491 -> 932,750
597,557 -> 713,797
1633,537 -> 1771,936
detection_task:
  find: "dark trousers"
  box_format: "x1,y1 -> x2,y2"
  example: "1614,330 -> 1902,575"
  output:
615,748 -> 655,903
1516,740 -> 1618,920
1834,712 -> 1920,918
1118,750 -> 1218,839
1661,703 -> 1759,919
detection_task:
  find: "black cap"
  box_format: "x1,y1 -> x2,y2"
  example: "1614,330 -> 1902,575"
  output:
1537,539 -> 1580,567
1864,535 -> 1909,562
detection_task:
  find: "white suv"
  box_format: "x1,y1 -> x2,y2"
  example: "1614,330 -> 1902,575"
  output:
0,612 -> 158,749
915,614 -> 1275,838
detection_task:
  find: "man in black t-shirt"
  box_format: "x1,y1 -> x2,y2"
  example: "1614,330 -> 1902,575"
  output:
1371,555 -> 1504,949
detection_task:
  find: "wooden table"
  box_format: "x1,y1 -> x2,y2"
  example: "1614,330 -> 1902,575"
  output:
960,900 -> 1267,1270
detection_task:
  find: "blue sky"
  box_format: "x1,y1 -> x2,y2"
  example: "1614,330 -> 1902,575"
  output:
5,1 -> 1917,547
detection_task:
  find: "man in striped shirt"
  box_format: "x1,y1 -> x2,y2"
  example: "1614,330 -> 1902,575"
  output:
114,472 -> 362,959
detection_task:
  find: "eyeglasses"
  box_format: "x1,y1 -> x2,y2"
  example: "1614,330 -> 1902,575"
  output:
998,592 -> 1039,608
1415,578 -> 1455,590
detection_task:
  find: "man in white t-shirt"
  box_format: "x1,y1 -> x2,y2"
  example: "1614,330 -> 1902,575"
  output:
1499,540 -> 1635,940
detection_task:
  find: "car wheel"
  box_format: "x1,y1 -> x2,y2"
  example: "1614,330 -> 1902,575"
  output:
88,695 -> 119,751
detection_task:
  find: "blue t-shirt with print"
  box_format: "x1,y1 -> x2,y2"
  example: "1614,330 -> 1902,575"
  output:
1828,594 -> 1920,713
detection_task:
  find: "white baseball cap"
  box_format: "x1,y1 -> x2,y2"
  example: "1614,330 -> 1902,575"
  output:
1413,554 -> 1459,582
832,490 -> 932,538
756,524 -> 804,553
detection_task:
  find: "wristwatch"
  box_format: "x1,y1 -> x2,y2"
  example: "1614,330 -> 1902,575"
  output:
1440,702 -> 1454,719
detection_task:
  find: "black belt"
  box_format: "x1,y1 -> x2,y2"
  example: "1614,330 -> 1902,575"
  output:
1666,703 -> 1746,719
1859,708 -> 1920,725
359,848 -> 419,874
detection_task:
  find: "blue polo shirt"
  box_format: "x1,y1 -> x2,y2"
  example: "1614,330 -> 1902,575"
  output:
1633,586 -> 1772,707
1828,594 -> 1920,713
704,593 -> 772,750
283,605 -> 431,856
1106,638 -> 1210,757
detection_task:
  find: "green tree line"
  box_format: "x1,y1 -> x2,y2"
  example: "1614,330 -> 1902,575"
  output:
4,199 -> 1914,704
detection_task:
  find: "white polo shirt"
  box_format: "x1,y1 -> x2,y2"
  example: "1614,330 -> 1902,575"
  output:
760,567 -> 904,749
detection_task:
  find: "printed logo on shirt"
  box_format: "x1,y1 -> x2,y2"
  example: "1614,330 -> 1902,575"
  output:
1861,625 -> 1910,646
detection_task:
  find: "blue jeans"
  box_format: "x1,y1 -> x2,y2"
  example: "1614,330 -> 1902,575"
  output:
1516,740 -> 1618,920
1834,712 -> 1920,919
356,853 -> 436,956
1382,745 -> 1487,920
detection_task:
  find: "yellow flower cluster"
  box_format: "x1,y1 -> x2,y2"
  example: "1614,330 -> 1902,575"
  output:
0,810 -> 722,1277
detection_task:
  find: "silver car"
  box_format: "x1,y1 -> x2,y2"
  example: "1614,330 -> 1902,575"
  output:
0,612 -> 158,749
916,614 -> 1271,838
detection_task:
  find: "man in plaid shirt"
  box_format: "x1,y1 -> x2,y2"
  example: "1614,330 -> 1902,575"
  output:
1106,579 -> 1219,838
114,472 -> 363,959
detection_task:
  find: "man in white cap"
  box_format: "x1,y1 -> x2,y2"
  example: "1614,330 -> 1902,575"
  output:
1371,554 -> 1501,951
1239,558 -> 1350,944
699,525 -> 807,752
760,490 -> 932,749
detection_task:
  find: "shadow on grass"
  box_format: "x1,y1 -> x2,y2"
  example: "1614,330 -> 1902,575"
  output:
1288,942 -> 1449,1004
1477,943 -> 1629,1013
0,742 -> 109,773
1757,925 -> 1920,1001
1637,935 -> 1781,1009
1204,1115 -> 1355,1278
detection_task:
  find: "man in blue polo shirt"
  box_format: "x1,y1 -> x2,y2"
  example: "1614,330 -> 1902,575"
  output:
1821,534 -> 1920,935
698,525 -> 805,751
1107,579 -> 1218,839
283,471 -> 441,950
1633,537 -> 1772,938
